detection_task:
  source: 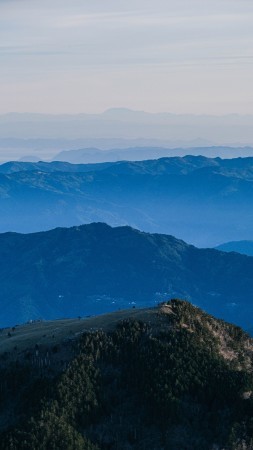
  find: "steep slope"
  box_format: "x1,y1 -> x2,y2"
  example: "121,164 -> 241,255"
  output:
216,241 -> 253,257
1,156 -> 253,245
1,223 -> 253,328
1,300 -> 253,450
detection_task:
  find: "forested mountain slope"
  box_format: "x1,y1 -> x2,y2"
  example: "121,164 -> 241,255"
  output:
1,300 -> 253,450
1,223 -> 253,328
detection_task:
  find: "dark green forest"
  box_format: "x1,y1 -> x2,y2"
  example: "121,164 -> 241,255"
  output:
1,300 -> 253,449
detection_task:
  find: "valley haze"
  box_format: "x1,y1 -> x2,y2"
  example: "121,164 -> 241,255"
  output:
1,109 -> 253,162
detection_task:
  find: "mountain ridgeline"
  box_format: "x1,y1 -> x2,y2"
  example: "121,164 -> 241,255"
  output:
1,223 -> 253,329
1,300 -> 253,450
216,241 -> 253,257
52,145 -> 253,164
0,155 -> 253,246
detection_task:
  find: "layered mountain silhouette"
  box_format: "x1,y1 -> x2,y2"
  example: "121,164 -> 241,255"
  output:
52,145 -> 253,164
1,156 -> 253,246
0,222 -> 253,328
0,156 -> 253,247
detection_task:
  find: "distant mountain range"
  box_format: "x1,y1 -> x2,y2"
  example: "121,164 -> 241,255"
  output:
1,222 -> 253,328
1,139 -> 253,164
0,160 -> 112,174
1,156 -> 253,246
1,109 -> 253,162
0,139 -> 216,163
1,109 -> 253,144
52,145 -> 253,164
216,241 -> 253,256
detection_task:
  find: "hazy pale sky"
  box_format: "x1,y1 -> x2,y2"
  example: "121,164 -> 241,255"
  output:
1,0 -> 253,114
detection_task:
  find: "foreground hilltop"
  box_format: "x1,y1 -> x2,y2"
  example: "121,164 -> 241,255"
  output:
1,300 -> 253,449
1,222 -> 253,328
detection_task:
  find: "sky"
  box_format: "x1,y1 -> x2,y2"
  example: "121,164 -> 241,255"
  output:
1,0 -> 253,115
